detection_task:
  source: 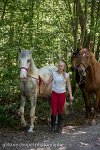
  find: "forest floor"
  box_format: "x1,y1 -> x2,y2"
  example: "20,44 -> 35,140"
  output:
0,109 -> 100,150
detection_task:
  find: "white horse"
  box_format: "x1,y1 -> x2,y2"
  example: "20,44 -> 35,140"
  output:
18,49 -> 57,132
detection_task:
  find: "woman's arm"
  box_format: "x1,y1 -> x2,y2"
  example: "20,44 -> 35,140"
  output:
43,74 -> 53,85
66,78 -> 74,101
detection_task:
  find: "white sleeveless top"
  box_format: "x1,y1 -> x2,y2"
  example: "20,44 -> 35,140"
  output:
52,71 -> 69,93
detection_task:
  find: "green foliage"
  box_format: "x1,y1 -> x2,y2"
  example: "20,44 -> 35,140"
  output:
0,0 -> 74,99
36,99 -> 50,118
0,105 -> 17,128
0,0 -> 99,128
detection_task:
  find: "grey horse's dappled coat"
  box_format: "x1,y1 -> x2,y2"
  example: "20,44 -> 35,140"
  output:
18,50 -> 57,132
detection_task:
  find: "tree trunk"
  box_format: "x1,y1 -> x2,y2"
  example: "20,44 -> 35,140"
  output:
73,0 -> 78,50
95,35 -> 100,61
76,0 -> 88,47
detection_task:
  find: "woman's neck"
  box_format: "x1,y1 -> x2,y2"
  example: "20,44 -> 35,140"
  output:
57,70 -> 63,74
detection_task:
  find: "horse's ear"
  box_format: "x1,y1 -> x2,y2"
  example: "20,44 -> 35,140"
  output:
89,47 -> 92,52
29,50 -> 32,54
18,47 -> 22,53
77,48 -> 79,53
89,41 -> 93,52
30,47 -> 34,54
80,46 -> 83,50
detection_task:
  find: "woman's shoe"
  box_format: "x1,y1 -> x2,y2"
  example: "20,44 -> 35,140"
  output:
50,126 -> 56,133
56,125 -> 62,133
56,114 -> 62,133
50,115 -> 56,133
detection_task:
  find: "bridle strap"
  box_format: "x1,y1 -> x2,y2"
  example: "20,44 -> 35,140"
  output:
20,68 -> 42,94
79,62 -> 87,69
20,67 -> 39,80
27,75 -> 39,80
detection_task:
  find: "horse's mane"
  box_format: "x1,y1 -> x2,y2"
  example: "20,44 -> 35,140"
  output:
90,52 -> 97,63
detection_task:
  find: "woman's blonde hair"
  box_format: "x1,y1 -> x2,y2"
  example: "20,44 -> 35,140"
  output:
58,60 -> 68,81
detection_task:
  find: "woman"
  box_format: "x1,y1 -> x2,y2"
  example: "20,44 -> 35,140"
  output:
45,61 -> 74,132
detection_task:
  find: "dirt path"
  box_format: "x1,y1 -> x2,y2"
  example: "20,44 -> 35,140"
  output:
0,114 -> 100,150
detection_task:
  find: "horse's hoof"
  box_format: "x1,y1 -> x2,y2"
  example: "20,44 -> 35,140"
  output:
21,122 -> 27,128
18,112 -> 20,116
84,119 -> 89,125
18,110 -> 21,116
91,119 -> 96,126
28,127 -> 34,133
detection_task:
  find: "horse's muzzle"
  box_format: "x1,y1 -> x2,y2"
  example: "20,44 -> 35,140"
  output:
20,78 -> 27,81
78,68 -> 86,77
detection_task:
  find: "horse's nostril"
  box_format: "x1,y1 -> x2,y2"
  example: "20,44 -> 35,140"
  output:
78,69 -> 83,74
79,70 -> 84,74
20,78 -> 27,81
82,69 -> 84,72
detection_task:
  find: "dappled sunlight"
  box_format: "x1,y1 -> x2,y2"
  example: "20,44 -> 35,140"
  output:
28,126 -> 88,150
73,130 -> 86,135
1,124 -> 100,150
80,142 -> 93,149
62,125 -> 77,134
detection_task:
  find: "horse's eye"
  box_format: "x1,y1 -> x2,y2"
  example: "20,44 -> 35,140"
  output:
27,59 -> 30,63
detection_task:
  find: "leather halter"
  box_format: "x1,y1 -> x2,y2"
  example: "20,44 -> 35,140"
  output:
20,67 -> 42,94
20,67 -> 40,81
27,75 -> 39,80
79,62 -> 87,69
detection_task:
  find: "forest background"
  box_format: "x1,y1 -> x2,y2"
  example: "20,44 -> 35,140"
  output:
0,0 -> 100,127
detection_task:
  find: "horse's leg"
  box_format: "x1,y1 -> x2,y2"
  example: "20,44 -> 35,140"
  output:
83,92 -> 91,124
28,95 -> 37,133
92,92 -> 100,125
97,99 -> 100,112
19,95 -> 27,127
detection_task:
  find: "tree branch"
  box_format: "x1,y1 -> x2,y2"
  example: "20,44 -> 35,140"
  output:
1,0 -> 8,20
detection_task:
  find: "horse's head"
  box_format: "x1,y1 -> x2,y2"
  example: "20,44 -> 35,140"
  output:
78,48 -> 94,77
18,48 -> 32,81
71,48 -> 81,71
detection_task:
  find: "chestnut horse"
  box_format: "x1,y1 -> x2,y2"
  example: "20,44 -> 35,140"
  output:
78,48 -> 100,124
71,49 -> 90,124
18,49 -> 57,132
71,48 -> 100,125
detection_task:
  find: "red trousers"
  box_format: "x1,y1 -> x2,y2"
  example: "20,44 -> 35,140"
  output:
51,91 -> 66,116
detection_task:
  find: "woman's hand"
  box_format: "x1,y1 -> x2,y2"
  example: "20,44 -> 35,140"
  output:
44,81 -> 49,85
42,74 -> 53,85
70,95 -> 74,101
